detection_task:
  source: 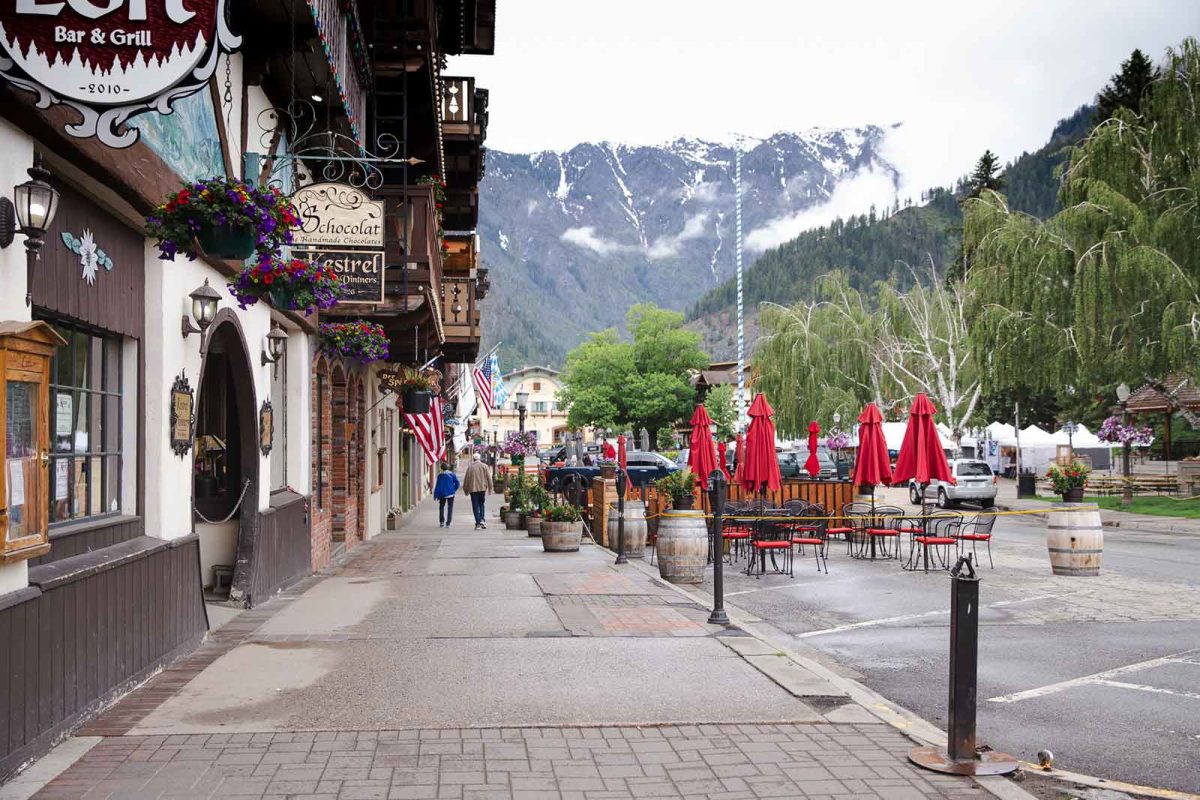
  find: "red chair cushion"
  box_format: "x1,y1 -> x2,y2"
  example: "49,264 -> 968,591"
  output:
793,525 -> 821,531
791,538 -> 822,546
915,536 -> 956,545
959,533 -> 991,541
753,541 -> 791,549
723,532 -> 750,539
826,526 -> 853,534
866,528 -> 900,536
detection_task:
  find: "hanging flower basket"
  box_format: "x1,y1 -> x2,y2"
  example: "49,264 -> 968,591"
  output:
402,390 -> 431,414
229,254 -> 342,314
146,176 -> 300,262
501,431 -> 538,463
318,321 -> 390,364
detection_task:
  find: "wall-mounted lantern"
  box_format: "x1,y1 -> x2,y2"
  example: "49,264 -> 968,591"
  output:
4,157 -> 61,305
181,278 -> 221,352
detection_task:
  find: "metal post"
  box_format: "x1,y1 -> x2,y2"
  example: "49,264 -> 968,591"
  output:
614,468 -> 628,564
1121,401 -> 1133,507
909,555 -> 1016,776
707,469 -> 730,625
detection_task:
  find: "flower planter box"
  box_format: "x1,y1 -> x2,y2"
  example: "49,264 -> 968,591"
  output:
197,223 -> 256,260
541,520 -> 582,552
526,515 -> 543,536
503,510 -> 523,530
402,389 -> 431,415
1061,486 -> 1085,503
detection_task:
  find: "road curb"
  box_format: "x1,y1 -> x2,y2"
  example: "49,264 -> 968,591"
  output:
605,542 -> 1039,800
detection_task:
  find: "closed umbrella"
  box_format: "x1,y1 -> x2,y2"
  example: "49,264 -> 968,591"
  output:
852,403 -> 893,510
617,434 -> 627,471
717,440 -> 732,482
640,428 -> 650,451
733,432 -> 745,484
741,394 -> 782,495
804,420 -> 821,477
892,393 -> 955,488
687,405 -> 718,484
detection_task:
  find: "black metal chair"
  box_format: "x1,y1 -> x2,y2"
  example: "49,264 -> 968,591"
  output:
790,503 -> 829,574
863,505 -> 905,560
747,508 -> 793,578
956,508 -> 997,568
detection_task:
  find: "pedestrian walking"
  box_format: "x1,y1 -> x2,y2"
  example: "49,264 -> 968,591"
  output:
434,463 -> 460,528
463,453 -> 492,530
601,437 -> 616,460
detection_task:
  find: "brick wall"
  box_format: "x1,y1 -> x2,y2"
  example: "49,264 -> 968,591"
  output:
311,356 -> 333,571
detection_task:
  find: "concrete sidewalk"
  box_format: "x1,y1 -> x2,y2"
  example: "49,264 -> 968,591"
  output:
20,499 -> 1006,799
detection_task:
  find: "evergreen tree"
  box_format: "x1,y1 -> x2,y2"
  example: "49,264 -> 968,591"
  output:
1096,48 -> 1158,122
966,150 -> 1005,198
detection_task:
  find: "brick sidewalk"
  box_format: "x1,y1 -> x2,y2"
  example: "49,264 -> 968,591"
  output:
15,499 -> 1003,799
35,725 -> 986,799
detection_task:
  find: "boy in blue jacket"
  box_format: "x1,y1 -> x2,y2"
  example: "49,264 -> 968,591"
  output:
434,463 -> 461,528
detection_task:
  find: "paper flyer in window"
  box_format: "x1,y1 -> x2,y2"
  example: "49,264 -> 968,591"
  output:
55,459 -> 68,497
7,459 -> 25,507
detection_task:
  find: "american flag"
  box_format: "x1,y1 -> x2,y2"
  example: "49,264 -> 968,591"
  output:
472,356 -> 494,416
405,397 -> 446,465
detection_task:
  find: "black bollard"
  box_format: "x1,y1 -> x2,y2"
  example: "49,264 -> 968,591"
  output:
909,554 -> 1017,776
707,469 -> 730,625
614,468 -> 628,565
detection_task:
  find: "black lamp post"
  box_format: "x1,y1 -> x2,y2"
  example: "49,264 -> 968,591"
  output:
614,467 -> 628,564
1117,383 -> 1132,507
14,156 -> 60,306
516,391 -> 529,434
707,468 -> 730,625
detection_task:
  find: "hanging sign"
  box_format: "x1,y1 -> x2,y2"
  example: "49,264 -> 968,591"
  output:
378,370 -> 403,395
300,249 -> 385,303
0,1 -> 241,148
290,183 -> 385,249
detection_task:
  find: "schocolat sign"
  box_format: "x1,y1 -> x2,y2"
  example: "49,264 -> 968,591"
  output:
291,182 -> 385,249
0,0 -> 240,147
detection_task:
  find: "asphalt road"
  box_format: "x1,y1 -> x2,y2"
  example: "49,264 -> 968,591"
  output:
697,511 -> 1200,794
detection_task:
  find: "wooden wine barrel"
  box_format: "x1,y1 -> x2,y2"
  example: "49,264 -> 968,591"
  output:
656,509 -> 708,584
1046,505 -> 1103,576
542,521 -> 582,552
503,511 -> 523,530
526,516 -> 543,537
607,501 -> 648,558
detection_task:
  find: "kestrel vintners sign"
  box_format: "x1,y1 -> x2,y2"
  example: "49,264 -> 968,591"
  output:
0,0 -> 240,148
291,182 -> 385,249
301,249 -> 385,304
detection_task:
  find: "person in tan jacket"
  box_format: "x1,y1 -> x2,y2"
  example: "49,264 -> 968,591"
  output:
462,453 -> 492,529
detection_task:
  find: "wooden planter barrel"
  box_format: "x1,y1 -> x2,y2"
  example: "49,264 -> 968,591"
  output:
1046,504 -> 1103,576
656,509 -> 707,583
503,511 -> 523,530
542,520 -> 583,552
607,501 -> 648,558
526,516 -> 543,536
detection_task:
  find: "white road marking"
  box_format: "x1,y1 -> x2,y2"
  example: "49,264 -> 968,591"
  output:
987,649 -> 1200,704
792,594 -> 1063,639
1091,679 -> 1200,702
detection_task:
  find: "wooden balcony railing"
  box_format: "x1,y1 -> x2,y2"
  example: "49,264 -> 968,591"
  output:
440,276 -> 480,344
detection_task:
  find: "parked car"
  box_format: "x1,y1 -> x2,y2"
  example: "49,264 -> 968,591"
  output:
545,443 -> 602,463
544,450 -> 679,490
780,447 -> 837,480
909,459 -> 998,508
674,447 -> 737,476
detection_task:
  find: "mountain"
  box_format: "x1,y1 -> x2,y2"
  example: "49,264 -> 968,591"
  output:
476,127 -> 900,368
685,104 -> 1097,359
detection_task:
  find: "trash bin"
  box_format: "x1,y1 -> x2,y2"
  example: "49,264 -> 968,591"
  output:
1017,472 -> 1037,499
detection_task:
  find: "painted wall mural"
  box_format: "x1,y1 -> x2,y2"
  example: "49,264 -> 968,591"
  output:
129,86 -> 226,181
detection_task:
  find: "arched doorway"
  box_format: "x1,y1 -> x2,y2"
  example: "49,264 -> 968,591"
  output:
192,311 -> 259,606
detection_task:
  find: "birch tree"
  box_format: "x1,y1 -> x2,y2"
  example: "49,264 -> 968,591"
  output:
755,266 -> 981,445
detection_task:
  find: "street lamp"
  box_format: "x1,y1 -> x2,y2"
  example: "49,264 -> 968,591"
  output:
1117,382 -> 1132,507
1063,420 -> 1079,455
261,323 -> 288,373
13,156 -> 60,306
516,391 -> 529,433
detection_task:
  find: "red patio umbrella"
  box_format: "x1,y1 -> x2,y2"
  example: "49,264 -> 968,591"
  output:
891,393 -> 955,488
687,405 -> 718,482
617,434 -> 627,471
804,420 -> 821,477
852,403 -> 893,510
741,394 -> 782,494
717,440 -> 732,482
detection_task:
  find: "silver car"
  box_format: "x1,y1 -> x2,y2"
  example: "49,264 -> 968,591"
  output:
910,459 -> 998,508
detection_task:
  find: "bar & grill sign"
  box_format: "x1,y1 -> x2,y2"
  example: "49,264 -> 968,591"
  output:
291,182 -> 386,304
0,0 -> 241,148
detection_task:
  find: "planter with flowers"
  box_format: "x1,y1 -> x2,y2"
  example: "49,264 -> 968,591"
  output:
541,503 -> 583,552
502,430 -> 538,468
229,254 -> 342,314
318,321 -> 389,364
390,366 -> 436,414
146,176 -> 299,261
1046,461 -> 1091,503
597,456 -> 617,480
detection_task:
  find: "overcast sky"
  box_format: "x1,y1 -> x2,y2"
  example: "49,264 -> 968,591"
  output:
453,0 -> 1198,206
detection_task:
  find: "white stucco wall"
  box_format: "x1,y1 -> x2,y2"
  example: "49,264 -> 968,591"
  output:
0,119 -> 35,592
